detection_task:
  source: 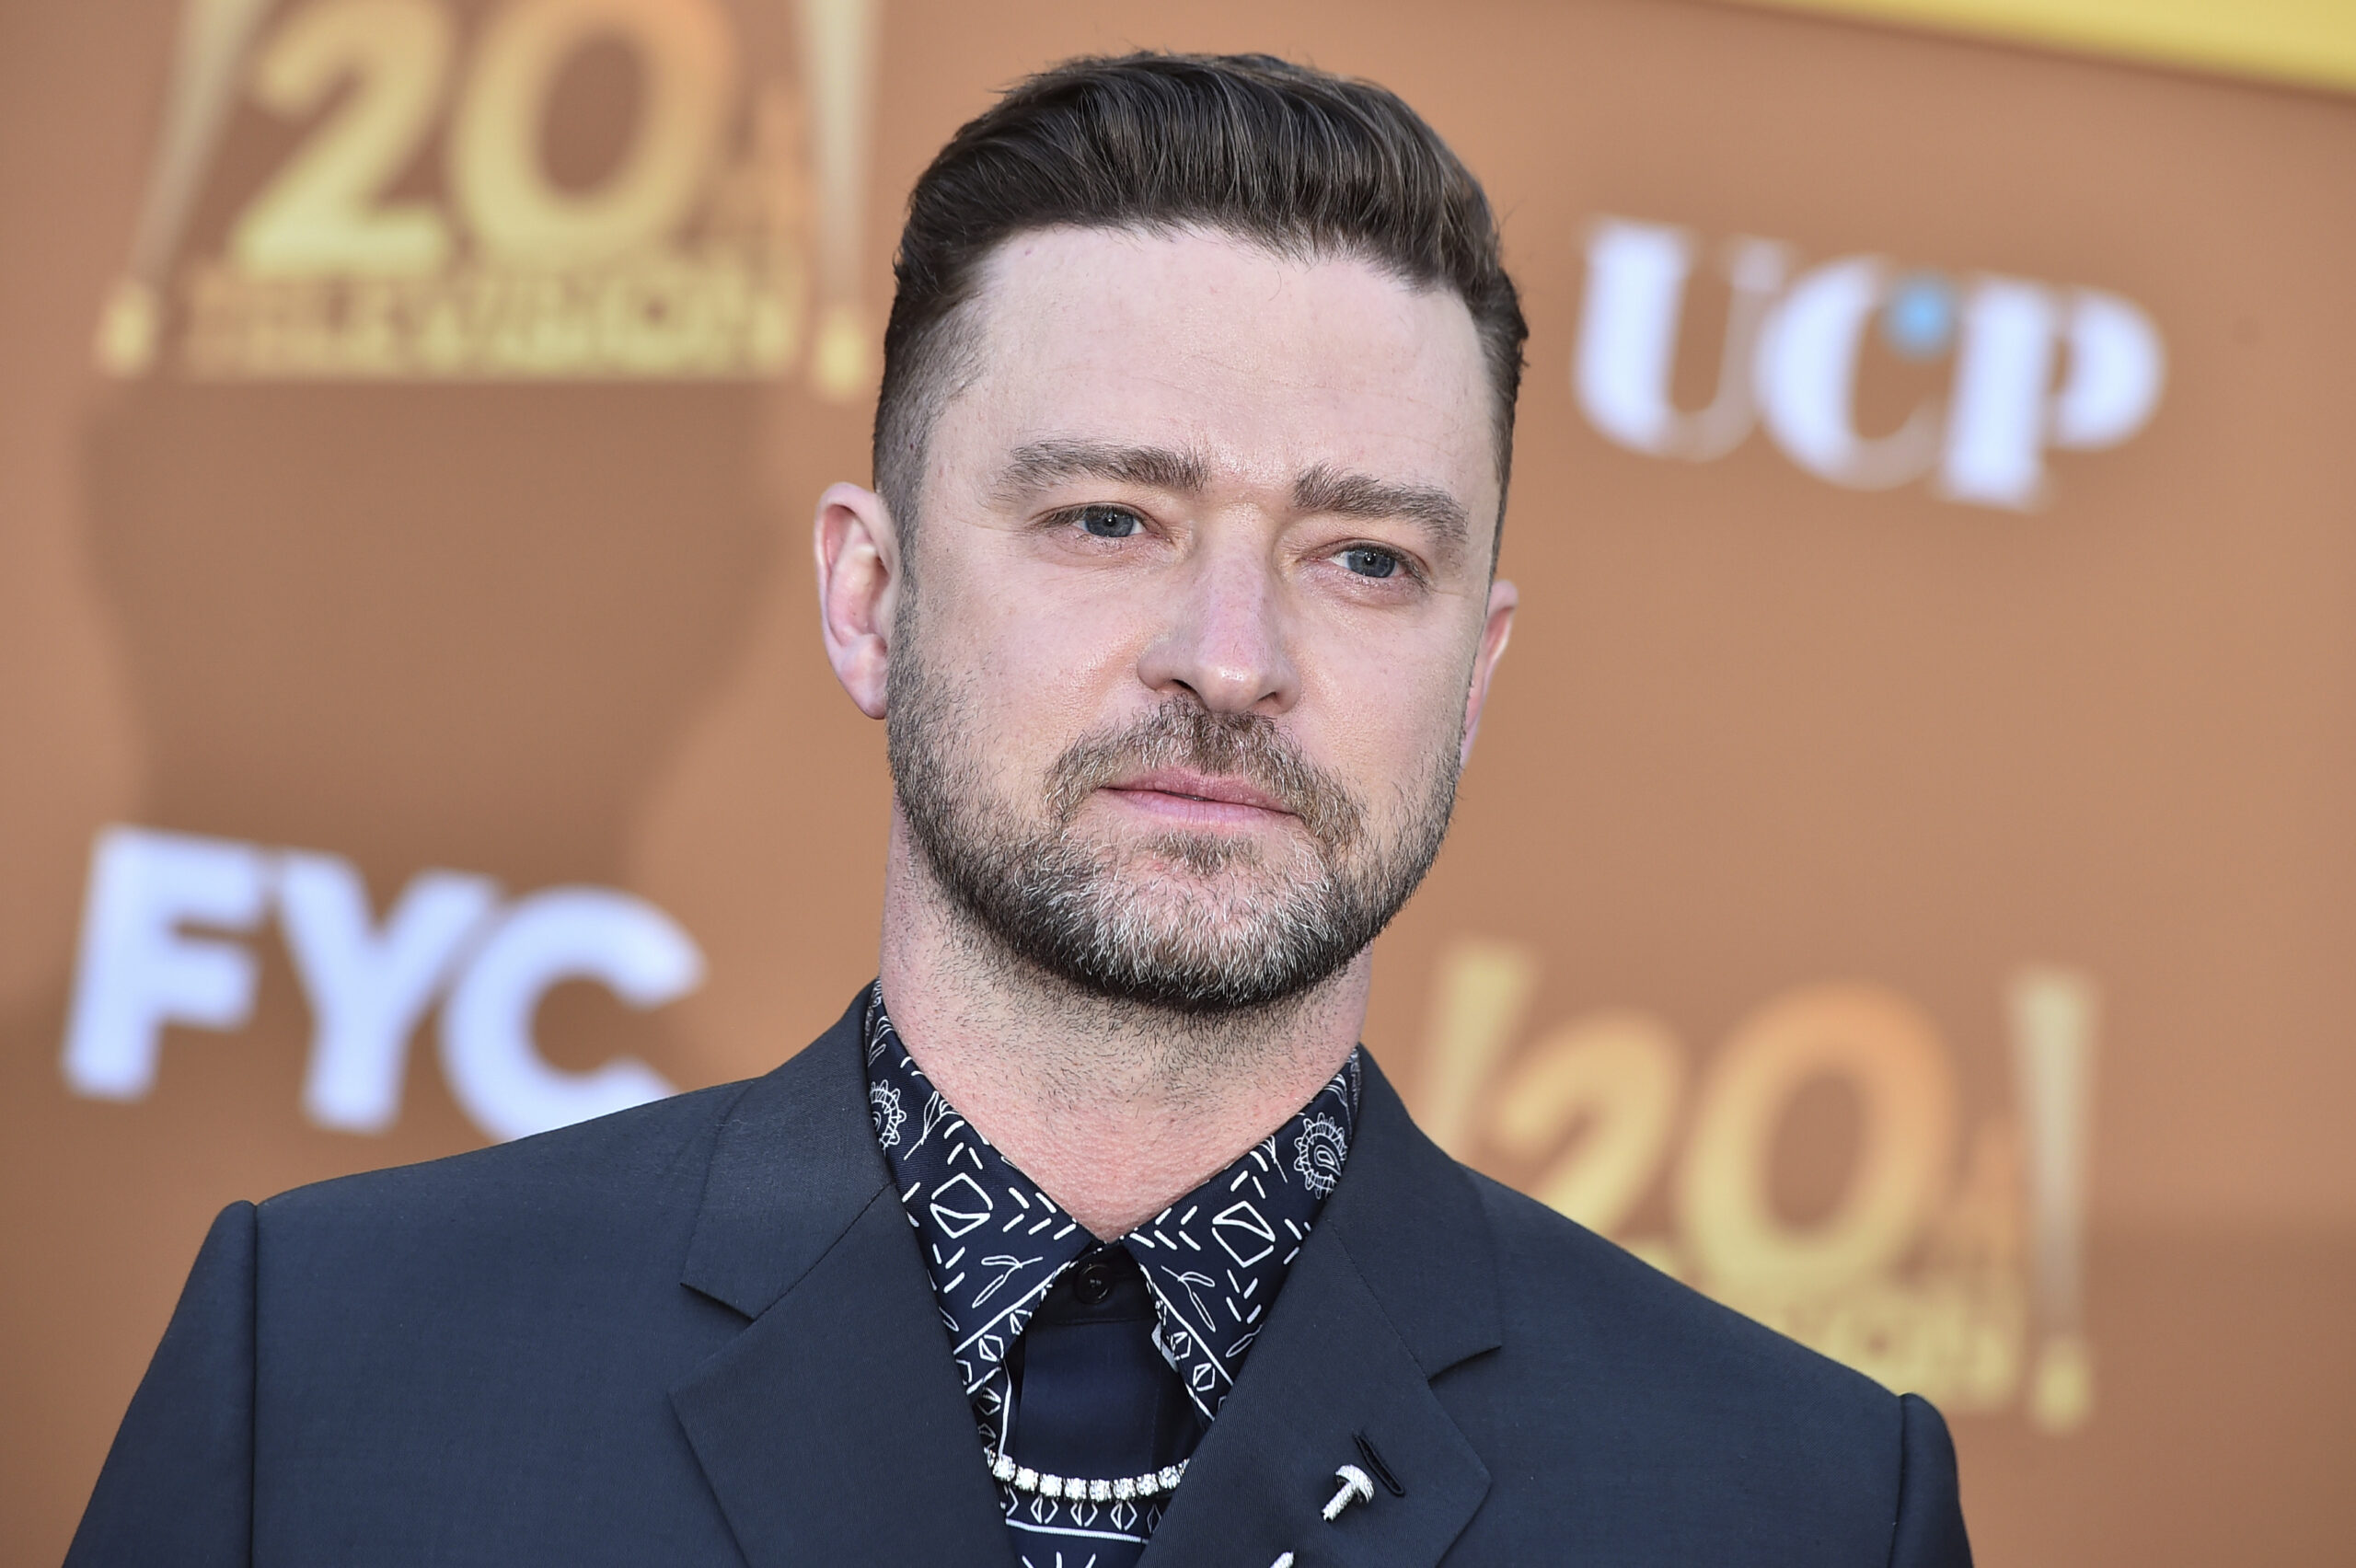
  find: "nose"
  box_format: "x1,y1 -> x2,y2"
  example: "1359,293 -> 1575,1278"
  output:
1134,536 -> 1300,715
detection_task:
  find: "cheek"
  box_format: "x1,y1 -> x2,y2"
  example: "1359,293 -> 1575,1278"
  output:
1294,615 -> 1474,797
925,567 -> 1155,767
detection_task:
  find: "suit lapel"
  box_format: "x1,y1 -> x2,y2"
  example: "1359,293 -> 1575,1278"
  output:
668,996 -> 1016,1568
664,1006 -> 1496,1568
1141,1053 -> 1501,1568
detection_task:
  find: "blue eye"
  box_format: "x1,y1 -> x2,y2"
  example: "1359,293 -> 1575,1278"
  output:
1079,505 -> 1142,538
1341,547 -> 1400,579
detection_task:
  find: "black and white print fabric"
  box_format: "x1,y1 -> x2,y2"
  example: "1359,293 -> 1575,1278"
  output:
862,985 -> 1361,1565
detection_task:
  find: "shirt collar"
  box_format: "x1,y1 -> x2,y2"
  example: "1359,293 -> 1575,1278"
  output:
860,982 -> 1362,1432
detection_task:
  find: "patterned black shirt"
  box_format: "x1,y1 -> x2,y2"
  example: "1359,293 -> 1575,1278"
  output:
861,985 -> 1361,1566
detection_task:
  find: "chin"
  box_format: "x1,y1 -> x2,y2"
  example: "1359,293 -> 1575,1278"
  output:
1111,827 -> 1311,881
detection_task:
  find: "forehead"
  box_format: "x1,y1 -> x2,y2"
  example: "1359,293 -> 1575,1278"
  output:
940,226 -> 1496,513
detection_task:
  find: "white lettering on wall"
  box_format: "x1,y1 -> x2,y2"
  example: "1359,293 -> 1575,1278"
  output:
279,852 -> 500,1133
1574,215 -> 2165,508
63,827 -> 271,1100
58,826 -> 698,1142
1575,222 -> 1789,463
1755,254 -> 1946,490
439,886 -> 700,1141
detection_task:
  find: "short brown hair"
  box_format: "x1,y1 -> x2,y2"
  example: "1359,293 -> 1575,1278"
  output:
873,52 -> 1528,539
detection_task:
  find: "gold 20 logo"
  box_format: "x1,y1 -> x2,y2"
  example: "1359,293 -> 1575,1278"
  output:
97,0 -> 878,388
1415,939 -> 2099,1431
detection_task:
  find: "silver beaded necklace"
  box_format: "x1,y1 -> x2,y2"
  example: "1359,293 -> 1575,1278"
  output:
985,1444 -> 1189,1504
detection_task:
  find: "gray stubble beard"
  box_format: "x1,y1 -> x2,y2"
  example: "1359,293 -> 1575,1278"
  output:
886,606 -> 1463,1018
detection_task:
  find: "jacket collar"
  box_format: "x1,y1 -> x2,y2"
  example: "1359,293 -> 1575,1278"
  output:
670,992 -> 1019,1568
669,993 -> 1501,1568
676,991 -> 888,1320
1321,1049 -> 1503,1377
1140,1050 -> 1501,1566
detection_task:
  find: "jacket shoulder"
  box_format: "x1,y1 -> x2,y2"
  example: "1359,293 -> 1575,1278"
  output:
257,1077 -> 755,1251
253,990 -> 874,1302
1466,1169 -> 1900,1425
1450,1172 -> 1964,1565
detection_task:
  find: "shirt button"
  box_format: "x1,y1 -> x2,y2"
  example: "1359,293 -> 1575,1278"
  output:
1075,1263 -> 1114,1305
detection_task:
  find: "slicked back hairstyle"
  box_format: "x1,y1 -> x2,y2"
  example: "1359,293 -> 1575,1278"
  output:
873,52 -> 1528,544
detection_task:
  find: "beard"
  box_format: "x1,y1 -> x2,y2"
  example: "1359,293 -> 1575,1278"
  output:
886,615 -> 1463,1014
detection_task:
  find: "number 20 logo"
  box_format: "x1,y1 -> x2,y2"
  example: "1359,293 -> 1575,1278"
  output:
98,0 -> 876,386
235,0 -> 734,276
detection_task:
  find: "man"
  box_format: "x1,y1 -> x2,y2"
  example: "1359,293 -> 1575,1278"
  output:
70,52 -> 1969,1568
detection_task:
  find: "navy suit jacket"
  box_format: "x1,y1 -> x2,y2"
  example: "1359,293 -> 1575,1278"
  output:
69,993 -> 1970,1567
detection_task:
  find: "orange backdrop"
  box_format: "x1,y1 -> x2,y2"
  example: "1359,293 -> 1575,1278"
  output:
4,2 -> 2352,1563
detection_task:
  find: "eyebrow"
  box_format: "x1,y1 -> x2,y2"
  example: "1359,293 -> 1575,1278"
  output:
1290,463 -> 1470,550
999,440 -> 1471,551
999,440 -> 1210,498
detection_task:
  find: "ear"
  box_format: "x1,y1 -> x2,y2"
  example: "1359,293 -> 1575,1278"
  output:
814,481 -> 902,720
1459,578 -> 1518,768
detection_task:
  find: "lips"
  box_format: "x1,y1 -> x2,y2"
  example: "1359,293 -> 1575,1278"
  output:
1100,767 -> 1295,817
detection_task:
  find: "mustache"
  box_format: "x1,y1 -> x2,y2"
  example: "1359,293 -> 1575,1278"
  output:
1043,700 -> 1366,853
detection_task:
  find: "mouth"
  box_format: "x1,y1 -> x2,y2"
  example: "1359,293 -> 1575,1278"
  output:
1096,767 -> 1297,829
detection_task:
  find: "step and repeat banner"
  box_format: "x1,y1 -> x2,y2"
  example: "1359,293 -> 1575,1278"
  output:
3,1 -> 2351,1562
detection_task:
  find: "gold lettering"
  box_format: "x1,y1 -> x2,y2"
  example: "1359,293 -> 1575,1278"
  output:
232,0 -> 455,276
450,0 -> 735,269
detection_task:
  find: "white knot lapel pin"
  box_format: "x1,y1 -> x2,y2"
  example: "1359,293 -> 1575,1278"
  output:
1322,1463 -> 1376,1522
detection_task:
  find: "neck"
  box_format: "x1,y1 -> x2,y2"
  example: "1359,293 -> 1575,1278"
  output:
875,811 -> 1368,1239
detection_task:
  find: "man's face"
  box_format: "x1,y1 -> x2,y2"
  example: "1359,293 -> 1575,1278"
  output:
880,225 -> 1512,1012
